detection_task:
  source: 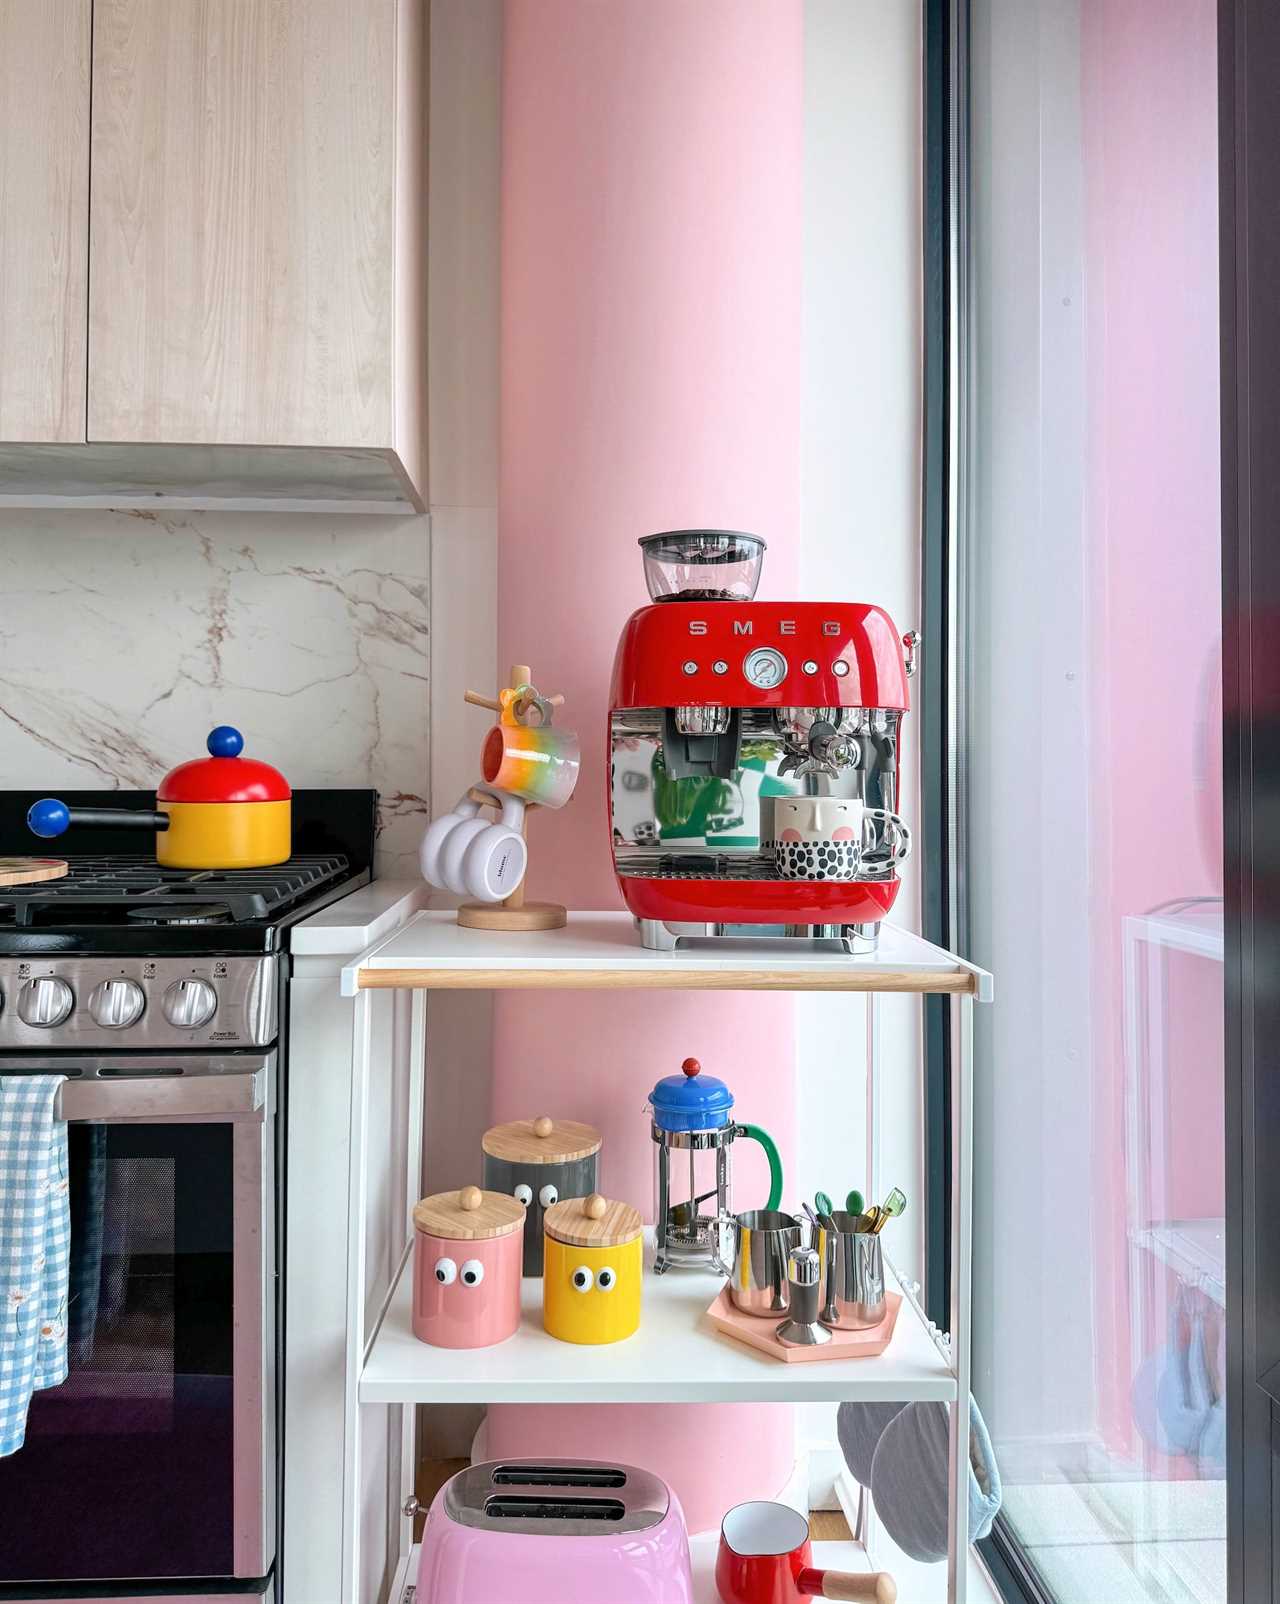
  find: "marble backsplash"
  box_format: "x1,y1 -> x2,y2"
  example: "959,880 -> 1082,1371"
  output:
0,508 -> 430,873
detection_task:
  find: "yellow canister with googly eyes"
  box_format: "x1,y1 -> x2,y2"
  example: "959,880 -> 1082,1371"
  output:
542,1194 -> 643,1345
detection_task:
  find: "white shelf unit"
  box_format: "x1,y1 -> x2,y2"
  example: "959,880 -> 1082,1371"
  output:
341,910 -> 990,1604
388,1532 -> 896,1604
364,1250 -> 953,1406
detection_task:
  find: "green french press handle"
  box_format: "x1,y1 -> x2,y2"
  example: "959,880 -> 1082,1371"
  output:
738,1123 -> 784,1213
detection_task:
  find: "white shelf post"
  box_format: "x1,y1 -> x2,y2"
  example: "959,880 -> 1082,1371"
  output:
947,991 -> 975,1603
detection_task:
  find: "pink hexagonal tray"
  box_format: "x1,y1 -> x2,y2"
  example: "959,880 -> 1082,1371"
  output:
705,1286 -> 902,1363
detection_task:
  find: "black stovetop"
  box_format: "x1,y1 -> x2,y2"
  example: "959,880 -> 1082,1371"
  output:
0,788 -> 377,955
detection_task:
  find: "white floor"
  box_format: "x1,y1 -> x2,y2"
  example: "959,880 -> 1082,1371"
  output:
1003,1478 -> 1226,1604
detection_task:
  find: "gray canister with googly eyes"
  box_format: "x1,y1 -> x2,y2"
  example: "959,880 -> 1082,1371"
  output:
482,1117 -> 602,1276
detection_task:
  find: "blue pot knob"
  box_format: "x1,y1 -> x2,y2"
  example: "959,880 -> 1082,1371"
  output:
28,798 -> 70,839
207,725 -> 244,758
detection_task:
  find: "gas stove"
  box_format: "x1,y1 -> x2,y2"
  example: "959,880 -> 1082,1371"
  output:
0,787 -> 375,1049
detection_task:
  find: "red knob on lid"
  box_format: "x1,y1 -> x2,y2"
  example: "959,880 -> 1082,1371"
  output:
682,1057 -> 701,1078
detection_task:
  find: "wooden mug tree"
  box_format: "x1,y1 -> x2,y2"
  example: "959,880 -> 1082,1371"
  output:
456,663 -> 568,932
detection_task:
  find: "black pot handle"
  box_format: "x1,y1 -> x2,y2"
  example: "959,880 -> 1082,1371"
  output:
28,800 -> 170,838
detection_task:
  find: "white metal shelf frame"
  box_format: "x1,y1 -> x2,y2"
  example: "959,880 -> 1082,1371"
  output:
338,911 -> 989,1604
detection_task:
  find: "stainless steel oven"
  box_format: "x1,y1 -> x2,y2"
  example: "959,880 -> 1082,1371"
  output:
0,1056 -> 274,1600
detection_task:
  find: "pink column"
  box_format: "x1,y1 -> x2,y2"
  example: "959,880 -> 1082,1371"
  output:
486,0 -> 804,1534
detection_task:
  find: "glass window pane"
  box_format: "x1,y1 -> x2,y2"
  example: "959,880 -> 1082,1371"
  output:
969,2 -> 1223,1601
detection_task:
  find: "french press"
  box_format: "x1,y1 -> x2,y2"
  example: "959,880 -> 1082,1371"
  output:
648,1057 -> 783,1275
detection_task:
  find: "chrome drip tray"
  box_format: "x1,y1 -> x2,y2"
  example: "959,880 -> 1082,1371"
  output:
638,920 -> 882,955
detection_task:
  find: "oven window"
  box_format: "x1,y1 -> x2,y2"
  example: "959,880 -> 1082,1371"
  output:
0,1121 -> 235,1583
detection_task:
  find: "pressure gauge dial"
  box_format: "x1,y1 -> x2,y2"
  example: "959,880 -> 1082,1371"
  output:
742,647 -> 788,690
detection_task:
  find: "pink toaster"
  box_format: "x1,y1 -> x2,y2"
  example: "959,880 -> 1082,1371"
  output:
415,1458 -> 694,1603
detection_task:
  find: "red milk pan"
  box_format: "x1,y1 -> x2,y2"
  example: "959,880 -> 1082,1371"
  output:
716,1501 -> 897,1604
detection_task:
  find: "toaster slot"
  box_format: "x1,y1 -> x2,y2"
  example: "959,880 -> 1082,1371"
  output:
484,1496 -> 626,1523
490,1464 -> 626,1489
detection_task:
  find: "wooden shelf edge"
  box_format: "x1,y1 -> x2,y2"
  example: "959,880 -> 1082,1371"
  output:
355,966 -> 978,994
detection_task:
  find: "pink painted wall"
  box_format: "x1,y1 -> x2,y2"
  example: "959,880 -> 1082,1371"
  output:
1079,0 -> 1221,1462
487,0 -> 805,1534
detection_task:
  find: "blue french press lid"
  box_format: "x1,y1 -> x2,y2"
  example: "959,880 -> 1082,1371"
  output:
649,1057 -> 735,1133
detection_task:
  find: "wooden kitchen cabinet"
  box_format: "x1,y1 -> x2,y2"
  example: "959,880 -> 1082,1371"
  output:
0,0 -> 427,513
0,1 -> 90,445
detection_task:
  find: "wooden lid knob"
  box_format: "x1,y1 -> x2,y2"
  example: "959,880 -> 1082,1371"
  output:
583,1193 -> 608,1220
533,1116 -> 554,1138
459,1185 -> 483,1212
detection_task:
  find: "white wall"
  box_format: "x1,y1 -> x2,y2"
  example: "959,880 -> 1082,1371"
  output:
418,0 -> 503,1462
800,0 -> 924,1272
798,0 -> 924,1480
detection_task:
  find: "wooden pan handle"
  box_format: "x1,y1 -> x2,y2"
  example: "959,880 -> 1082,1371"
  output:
801,1569 -> 897,1603
464,690 -> 502,711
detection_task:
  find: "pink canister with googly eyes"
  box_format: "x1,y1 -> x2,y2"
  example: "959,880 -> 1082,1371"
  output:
411,1186 -> 525,1349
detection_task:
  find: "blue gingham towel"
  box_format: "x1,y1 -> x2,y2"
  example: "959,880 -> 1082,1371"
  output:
0,1076 -> 69,1456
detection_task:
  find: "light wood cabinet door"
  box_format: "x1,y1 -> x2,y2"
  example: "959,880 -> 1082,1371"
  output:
88,0 -> 396,450
0,1 -> 90,443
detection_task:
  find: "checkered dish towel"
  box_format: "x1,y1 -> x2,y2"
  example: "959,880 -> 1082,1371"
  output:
0,1076 -> 69,1456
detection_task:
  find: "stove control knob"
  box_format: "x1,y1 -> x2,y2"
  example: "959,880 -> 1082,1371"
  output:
163,977 -> 217,1030
89,978 -> 146,1030
18,976 -> 75,1028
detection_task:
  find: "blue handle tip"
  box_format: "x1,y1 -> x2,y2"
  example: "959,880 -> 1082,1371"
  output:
207,725 -> 244,758
28,798 -> 70,839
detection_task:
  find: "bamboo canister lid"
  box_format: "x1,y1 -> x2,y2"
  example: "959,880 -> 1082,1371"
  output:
412,1185 -> 525,1241
543,1193 -> 642,1249
482,1116 -> 602,1166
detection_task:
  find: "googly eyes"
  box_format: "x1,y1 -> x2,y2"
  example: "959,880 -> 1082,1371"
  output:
571,1266 -> 594,1292
434,1257 -> 484,1288
596,1266 -> 617,1292
513,1183 -> 533,1206
539,1184 -> 559,1209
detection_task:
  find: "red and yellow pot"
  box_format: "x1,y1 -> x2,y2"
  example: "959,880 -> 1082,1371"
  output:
28,726 -> 292,869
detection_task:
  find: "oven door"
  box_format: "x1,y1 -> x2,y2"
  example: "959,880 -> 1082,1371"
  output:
0,1056 -> 274,1590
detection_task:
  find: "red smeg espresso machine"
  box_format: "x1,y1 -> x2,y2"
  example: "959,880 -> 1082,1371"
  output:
609,531 -> 918,952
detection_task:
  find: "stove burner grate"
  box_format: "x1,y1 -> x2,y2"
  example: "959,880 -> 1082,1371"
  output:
0,855 -> 351,927
126,903 -> 234,926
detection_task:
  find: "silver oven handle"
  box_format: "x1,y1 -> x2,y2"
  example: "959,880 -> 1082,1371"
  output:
58,1074 -> 264,1122
35,1057 -> 271,1122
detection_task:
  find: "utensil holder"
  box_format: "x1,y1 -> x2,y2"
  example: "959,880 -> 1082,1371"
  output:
819,1212 -> 887,1330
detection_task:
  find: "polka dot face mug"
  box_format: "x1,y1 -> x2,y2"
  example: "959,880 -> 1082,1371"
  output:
772,796 -> 911,880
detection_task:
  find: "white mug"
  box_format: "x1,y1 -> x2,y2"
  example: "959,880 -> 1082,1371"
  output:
771,797 -> 911,881
419,787 -> 528,901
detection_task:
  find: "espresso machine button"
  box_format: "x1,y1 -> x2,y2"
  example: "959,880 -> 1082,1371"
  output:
681,660 -> 698,676
802,659 -> 818,675
832,659 -> 851,677
712,659 -> 729,675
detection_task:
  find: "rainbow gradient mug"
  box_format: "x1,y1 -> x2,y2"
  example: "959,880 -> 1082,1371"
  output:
481,687 -> 580,808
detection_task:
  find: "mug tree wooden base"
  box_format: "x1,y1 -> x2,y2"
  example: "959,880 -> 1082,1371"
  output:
456,898 -> 567,932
